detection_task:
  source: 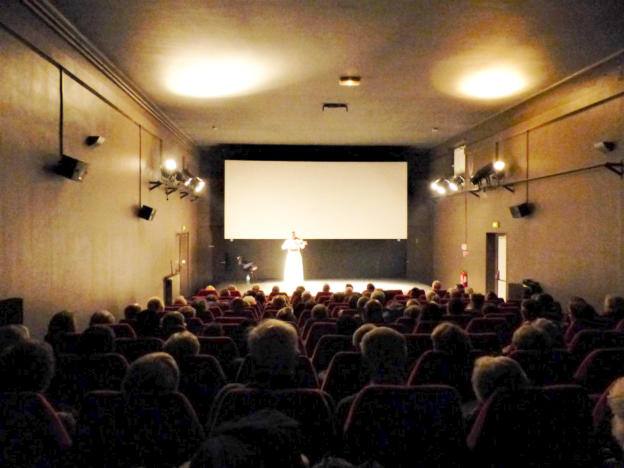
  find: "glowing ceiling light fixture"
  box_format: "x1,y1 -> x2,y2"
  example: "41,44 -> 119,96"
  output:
448,180 -> 459,192
339,76 -> 361,86
493,160 -> 506,171
167,55 -> 274,98
459,67 -> 526,99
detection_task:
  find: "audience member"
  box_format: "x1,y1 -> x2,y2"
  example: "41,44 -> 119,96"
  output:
160,311 -> 186,339
425,291 -> 440,303
432,280 -> 442,294
336,315 -> 360,336
0,324 -> 29,352
534,293 -> 563,321
276,307 -> 296,323
467,293 -> 485,314
123,303 -> 141,322
174,296 -> 188,306
192,298 -> 215,322
481,303 -> 499,315
45,310 -> 76,353
89,309 -> 115,326
521,299 -> 541,323
419,302 -> 443,322
431,322 -> 472,356
178,305 -> 196,320
135,297 -> 164,337
122,352 -> 179,394
271,295 -> 289,309
322,283 -> 331,293
164,331 -> 200,363
203,322 -> 225,337
503,323 -> 551,355
371,290 -> 385,304
603,295 -> 624,324
0,338 -> 55,393
447,297 -> 465,315
311,304 -> 329,320
532,318 -> 565,348
607,377 -> 624,467
362,299 -> 384,323
77,325 -> 115,355
246,319 -> 299,389
471,356 -> 529,404
352,324 -> 376,351
365,283 -> 375,294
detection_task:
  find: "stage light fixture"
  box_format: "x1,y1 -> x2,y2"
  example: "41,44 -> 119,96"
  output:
471,161 -> 505,188
161,159 -> 177,178
55,155 -> 88,182
430,176 -> 465,196
137,204 -> 156,220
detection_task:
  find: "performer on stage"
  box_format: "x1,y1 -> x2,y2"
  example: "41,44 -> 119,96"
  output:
281,231 -> 307,286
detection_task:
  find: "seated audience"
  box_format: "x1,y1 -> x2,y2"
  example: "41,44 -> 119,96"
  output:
242,295 -> 257,308
447,297 -> 465,315
503,324 -> 551,355
603,295 -> 624,324
276,306 -> 296,323
0,338 -> 55,393
471,356 -> 529,404
89,309 -> 115,326
219,288 -> 230,298
362,300 -> 384,323
311,304 -> 329,321
164,331 -> 200,363
408,287 -> 423,298
467,293 -> 485,314
231,318 -> 257,356
352,324 -> 376,351
521,299 -> 541,323
190,409 -> 305,468
0,324 -> 29,352
227,285 -> 239,296
332,292 -> 346,304
160,311 -> 186,339
356,296 -> 369,315
231,297 -> 251,316
173,295 -> 188,306
370,290 -> 385,304
485,291 -> 498,303
335,327 -> 407,426
178,305 -> 196,320
365,283 -> 375,294
432,280 -> 442,295
402,305 -> 420,327
192,298 -> 215,322
482,303 -> 499,315
607,377 -> 624,467
77,325 -> 115,355
347,292 -> 361,310
336,315 -> 360,336
534,293 -> 563,321
135,297 -> 164,337
419,302 -> 443,322
122,352 -> 179,394
271,295 -> 289,310
532,318 -> 565,348
322,283 -> 331,294
45,310 -> 76,353
123,303 -> 141,322
425,291 -> 440,303
246,319 -> 299,389
432,322 -> 472,356
383,301 -> 403,323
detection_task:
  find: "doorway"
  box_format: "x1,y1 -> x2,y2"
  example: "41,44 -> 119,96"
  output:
178,232 -> 190,296
486,233 -> 507,301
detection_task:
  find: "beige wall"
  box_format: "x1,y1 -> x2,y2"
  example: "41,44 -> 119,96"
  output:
0,6 -> 201,338
430,56 -> 624,310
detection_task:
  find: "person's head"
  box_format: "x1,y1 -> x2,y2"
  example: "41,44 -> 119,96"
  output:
532,318 -> 563,347
178,305 -> 196,319
227,285 -> 238,293
403,305 -> 420,320
311,304 -> 328,320
331,292 -> 346,303
447,298 -> 465,315
147,297 -> 165,313
247,319 -> 298,377
420,302 -> 443,321
122,352 -> 179,394
356,296 -> 369,312
190,409 -> 304,468
251,284 -> 261,292
271,285 -> 280,295
219,288 -> 230,297
432,280 -> 442,292
366,283 -> 375,293
276,307 -> 296,323
511,324 -> 551,351
409,287 -> 423,299
469,293 -> 485,311
231,298 -> 249,313
89,309 -> 115,326
521,299 -> 541,322
352,323 -> 376,350
124,303 -> 141,321
161,311 -> 186,335
336,315 -> 359,336
192,298 -> 209,316
371,290 -> 385,304
431,322 -> 472,356
0,339 -> 55,392
425,291 -> 440,303
363,299 -> 384,323
485,291 -> 498,302
301,291 -> 313,304
164,331 -> 200,363
569,300 -> 597,321
361,327 -> 407,384
405,298 -> 419,308
47,310 -> 76,336
608,377 -> 624,449
0,325 -> 29,353
344,286 -> 353,297
322,283 -> 331,293
173,295 -> 187,306
271,295 -> 288,309
203,322 -> 225,337
242,295 -> 257,307
77,325 -> 115,354
471,356 -> 529,403
348,293 -> 361,309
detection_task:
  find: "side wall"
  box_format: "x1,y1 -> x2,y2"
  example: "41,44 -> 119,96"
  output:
0,3 -> 201,338
197,145 -> 432,284
429,54 -> 624,309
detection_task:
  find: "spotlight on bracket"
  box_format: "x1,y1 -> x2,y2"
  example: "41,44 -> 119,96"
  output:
594,141 -> 616,153
85,135 -> 106,146
137,205 -> 156,221
430,176 -> 465,196
470,160 -> 505,188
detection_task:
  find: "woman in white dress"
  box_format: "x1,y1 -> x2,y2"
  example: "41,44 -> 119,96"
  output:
281,231 -> 307,287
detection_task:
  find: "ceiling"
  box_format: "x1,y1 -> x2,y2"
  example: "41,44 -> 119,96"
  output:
48,0 -> 624,148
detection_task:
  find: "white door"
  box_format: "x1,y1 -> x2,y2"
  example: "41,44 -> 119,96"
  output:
497,234 -> 507,301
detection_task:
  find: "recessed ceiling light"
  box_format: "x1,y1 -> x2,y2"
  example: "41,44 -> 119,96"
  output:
459,67 -> 526,99
339,76 -> 361,87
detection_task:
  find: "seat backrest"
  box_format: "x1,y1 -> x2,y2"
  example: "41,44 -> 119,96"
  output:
573,347 -> 624,394
77,390 -> 204,468
343,384 -> 466,468
56,332 -> 82,354
197,336 -> 240,375
466,317 -> 510,344
178,355 -> 227,422
321,351 -> 369,402
305,322 -> 337,356
311,334 -> 355,371
113,337 -> 164,363
440,314 -> 474,328
235,354 -> 318,388
209,385 -> 334,463
407,350 -> 475,401
468,332 -> 501,353
403,333 -> 433,365
509,349 -> 574,385
413,320 -> 439,334
0,392 -> 71,467
568,330 -> 624,362
467,385 -> 594,468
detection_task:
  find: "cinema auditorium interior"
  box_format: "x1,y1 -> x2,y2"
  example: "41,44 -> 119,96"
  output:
3,1 -> 624,466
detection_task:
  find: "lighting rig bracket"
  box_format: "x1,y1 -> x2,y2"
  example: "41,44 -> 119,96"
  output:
605,161 -> 624,177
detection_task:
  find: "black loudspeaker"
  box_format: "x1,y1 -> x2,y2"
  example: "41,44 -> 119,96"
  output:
510,202 -> 533,218
55,155 -> 88,181
138,205 -> 156,221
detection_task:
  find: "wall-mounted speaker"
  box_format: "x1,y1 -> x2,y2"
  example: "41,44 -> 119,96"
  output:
509,202 -> 533,218
55,155 -> 88,181
138,205 -> 156,221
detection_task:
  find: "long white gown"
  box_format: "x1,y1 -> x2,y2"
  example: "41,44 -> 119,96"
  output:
281,237 -> 306,287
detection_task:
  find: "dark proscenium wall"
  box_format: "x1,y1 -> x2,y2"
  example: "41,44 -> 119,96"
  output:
198,145 -> 432,283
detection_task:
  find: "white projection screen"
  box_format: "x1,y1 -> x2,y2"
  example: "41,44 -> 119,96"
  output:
224,160 -> 407,239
